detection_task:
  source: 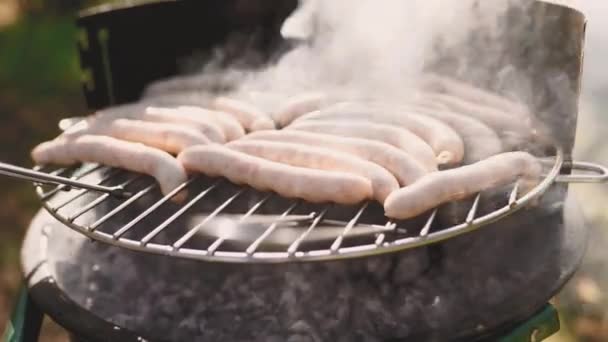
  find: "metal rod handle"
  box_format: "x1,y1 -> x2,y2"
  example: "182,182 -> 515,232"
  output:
555,160 -> 608,184
0,162 -> 131,198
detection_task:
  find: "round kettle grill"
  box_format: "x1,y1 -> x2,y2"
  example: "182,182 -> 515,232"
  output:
3,0 -> 605,341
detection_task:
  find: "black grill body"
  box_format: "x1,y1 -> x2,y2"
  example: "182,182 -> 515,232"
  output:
76,0 -> 297,109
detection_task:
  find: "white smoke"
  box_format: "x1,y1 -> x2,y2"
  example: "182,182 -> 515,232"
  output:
232,0 -> 517,102
143,0 -> 584,150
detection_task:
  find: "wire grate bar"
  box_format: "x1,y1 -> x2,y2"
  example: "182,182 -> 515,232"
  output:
330,202 -> 369,252
39,164 -> 104,200
287,208 -> 327,255
172,187 -> 243,249
140,179 -> 218,245
375,232 -> 386,246
50,169 -> 122,212
112,178 -> 197,239
246,201 -> 299,255
32,165 -> 70,187
206,238 -> 225,256
32,166 -> 68,187
88,182 -> 157,231
48,167 -> 69,176
420,209 -> 438,237
466,193 -> 482,224
67,175 -> 143,222
509,182 -> 520,207
33,167 -> 70,186
207,194 -> 272,255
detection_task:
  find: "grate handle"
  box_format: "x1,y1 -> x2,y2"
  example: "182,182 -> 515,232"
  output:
554,160 -> 608,184
0,161 -> 131,198
0,117 -> 132,198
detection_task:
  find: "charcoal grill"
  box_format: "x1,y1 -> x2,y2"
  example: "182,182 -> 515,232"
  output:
2,0 -> 604,341
10,158 -> 604,342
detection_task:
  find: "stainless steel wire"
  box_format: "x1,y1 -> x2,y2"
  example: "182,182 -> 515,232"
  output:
25,149 -> 582,263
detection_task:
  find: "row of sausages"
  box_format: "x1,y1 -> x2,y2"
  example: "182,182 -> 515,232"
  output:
31,75 -> 543,220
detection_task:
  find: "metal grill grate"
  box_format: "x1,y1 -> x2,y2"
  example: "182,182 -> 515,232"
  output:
28,150 -> 566,263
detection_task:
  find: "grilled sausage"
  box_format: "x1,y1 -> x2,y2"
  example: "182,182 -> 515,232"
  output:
141,92 -> 212,108
246,90 -> 284,114
31,135 -> 188,197
89,103 -> 228,144
227,140 -> 399,203
406,96 -> 450,111
212,97 -> 276,131
286,120 -> 439,170
294,102 -> 465,165
94,102 -> 149,120
274,92 -> 328,127
420,74 -> 530,117
414,110 -> 503,162
387,104 -> 504,163
178,145 -> 373,204
63,119 -> 212,154
145,106 -> 245,141
420,92 -> 533,138
242,130 -> 428,185
350,100 -> 503,164
142,110 -> 225,143
384,152 -> 542,220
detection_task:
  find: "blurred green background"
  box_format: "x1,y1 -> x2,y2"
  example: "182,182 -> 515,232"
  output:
0,0 -> 101,340
0,0 -> 608,341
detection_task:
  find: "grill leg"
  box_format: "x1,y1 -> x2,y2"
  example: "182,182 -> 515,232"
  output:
3,286 -> 43,342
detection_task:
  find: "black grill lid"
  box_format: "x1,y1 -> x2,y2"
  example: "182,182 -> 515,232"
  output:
75,0 -> 297,109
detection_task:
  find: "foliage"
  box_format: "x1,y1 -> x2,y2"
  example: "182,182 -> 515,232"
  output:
0,3 -> 100,339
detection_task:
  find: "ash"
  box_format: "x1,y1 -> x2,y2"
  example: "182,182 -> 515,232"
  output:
45,185 -> 583,342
